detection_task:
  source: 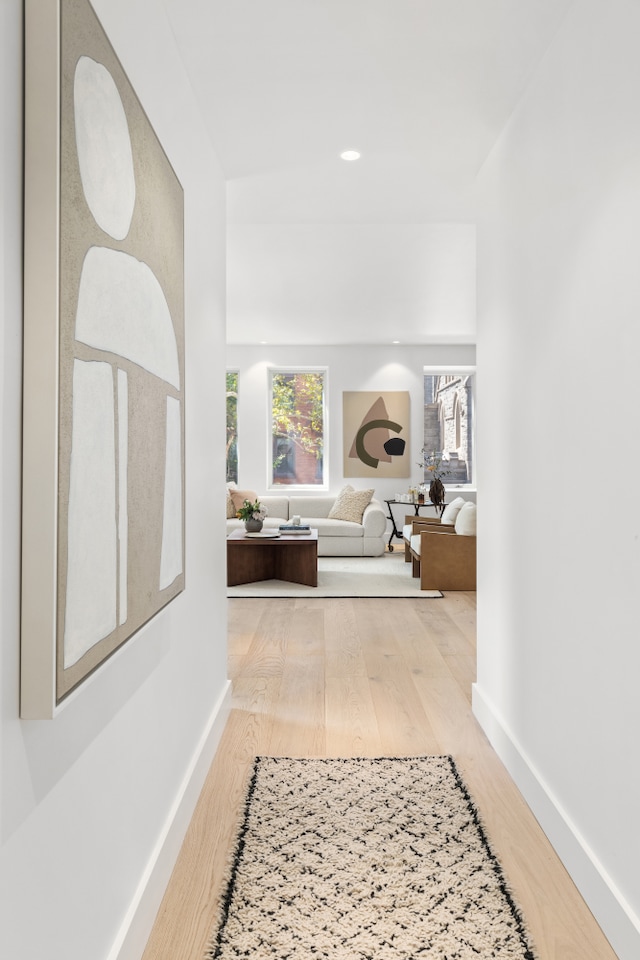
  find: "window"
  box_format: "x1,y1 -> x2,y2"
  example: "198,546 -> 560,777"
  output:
270,370 -> 325,486
226,371 -> 238,483
423,369 -> 475,485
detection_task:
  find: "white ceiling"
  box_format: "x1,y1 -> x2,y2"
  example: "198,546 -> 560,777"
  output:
165,0 -> 572,343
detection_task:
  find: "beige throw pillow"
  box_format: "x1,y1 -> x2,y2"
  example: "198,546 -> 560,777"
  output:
328,486 -> 374,523
230,488 -> 258,514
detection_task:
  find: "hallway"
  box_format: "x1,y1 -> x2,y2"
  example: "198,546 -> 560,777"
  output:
143,593 -> 618,959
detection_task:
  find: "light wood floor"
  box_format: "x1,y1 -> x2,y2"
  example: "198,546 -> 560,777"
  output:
142,592 -> 619,960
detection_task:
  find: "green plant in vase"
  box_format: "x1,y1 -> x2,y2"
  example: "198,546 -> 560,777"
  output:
237,498 -> 268,532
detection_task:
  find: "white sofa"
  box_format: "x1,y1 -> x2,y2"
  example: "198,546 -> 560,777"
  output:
226,494 -> 387,556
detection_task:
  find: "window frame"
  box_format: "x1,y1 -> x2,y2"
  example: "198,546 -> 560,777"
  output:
267,365 -> 329,491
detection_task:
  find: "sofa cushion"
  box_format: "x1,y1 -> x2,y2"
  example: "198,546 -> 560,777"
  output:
410,534 -> 422,556
289,495 -> 337,519
259,496 -> 290,520
328,486 -> 374,523
454,501 -> 477,536
311,517 -> 364,538
440,496 -> 466,526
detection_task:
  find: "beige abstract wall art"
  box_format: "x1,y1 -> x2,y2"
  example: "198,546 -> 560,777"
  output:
343,391 -> 410,478
21,0 -> 185,716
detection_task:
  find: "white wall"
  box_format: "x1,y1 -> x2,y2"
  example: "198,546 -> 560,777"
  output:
227,223 -> 476,345
475,2 -> 640,957
0,3 -> 229,959
226,343 -> 476,533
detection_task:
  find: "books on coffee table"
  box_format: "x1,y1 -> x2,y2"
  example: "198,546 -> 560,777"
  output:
279,523 -> 311,535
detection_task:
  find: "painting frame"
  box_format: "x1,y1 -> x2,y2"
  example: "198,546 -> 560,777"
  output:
21,0 -> 185,718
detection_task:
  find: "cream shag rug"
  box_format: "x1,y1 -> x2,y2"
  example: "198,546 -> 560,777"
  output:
227,551 -> 442,598
206,756 -> 537,960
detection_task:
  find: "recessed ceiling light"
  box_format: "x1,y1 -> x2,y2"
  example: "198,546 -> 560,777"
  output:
392,340 -> 400,344
340,150 -> 361,162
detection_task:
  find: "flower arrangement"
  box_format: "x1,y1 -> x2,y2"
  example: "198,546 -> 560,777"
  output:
418,449 -> 449,514
236,498 -> 268,522
419,449 -> 449,480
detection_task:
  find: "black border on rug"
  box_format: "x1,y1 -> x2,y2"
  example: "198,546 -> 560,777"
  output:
445,756 -> 538,960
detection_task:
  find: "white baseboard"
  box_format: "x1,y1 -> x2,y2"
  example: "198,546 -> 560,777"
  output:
472,682 -> 640,960
107,679 -> 232,960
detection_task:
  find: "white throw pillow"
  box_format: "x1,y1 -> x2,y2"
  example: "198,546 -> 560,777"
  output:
440,496 -> 465,526
328,486 -> 373,523
454,501 -> 477,536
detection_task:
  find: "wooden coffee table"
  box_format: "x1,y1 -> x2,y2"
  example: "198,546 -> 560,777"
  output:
226,529 -> 318,587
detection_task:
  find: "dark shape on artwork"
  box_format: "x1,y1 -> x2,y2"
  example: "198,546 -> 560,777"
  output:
384,437 -> 406,457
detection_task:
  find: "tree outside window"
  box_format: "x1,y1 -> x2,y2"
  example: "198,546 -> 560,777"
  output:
271,371 -> 325,486
226,371 -> 238,483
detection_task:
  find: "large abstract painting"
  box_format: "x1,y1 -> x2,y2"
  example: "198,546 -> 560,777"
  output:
343,391 -> 410,478
21,0 -> 185,716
